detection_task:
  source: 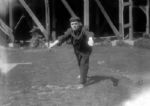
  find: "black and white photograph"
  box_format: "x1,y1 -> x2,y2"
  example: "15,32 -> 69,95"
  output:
0,0 -> 150,106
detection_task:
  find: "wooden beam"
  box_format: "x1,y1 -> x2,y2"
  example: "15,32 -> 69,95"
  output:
139,0 -> 149,35
61,0 -> 76,17
51,0 -> 56,41
0,26 -> 10,36
84,0 -> 89,28
14,15 -> 25,30
123,2 -> 130,7
124,23 -> 130,28
119,0 -> 124,38
0,19 -> 13,33
19,0 -> 48,40
9,2 -> 13,29
146,0 -> 149,34
129,0 -> 133,39
139,6 -> 147,14
9,2 -> 14,42
94,0 -> 120,36
45,0 -> 50,40
0,18 -> 13,41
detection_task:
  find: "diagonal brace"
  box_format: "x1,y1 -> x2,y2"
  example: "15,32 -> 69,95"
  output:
61,0 -> 77,17
94,0 -> 120,36
0,18 -> 14,42
19,0 -> 48,40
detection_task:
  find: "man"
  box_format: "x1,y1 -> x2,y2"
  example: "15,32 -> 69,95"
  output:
49,16 -> 94,89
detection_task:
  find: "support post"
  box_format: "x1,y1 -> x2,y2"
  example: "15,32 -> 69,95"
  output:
9,1 -> 14,42
129,0 -> 133,39
45,0 -> 50,41
119,0 -> 124,38
84,0 -> 89,29
61,0 -> 76,17
52,0 -> 56,41
19,0 -> 48,40
146,0 -> 149,34
94,0 -> 120,36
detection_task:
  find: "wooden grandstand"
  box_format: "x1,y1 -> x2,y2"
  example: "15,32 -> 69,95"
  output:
0,0 -> 149,46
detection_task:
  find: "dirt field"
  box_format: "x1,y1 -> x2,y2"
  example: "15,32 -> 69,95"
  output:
1,45 -> 150,106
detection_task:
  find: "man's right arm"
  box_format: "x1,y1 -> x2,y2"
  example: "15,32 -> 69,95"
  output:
48,28 -> 71,49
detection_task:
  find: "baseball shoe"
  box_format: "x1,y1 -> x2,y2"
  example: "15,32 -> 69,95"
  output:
77,75 -> 90,79
76,84 -> 84,89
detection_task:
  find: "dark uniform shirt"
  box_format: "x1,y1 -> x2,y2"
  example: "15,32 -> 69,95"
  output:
58,26 -> 94,55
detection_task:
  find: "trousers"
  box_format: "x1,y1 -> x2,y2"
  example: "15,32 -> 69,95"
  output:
75,51 -> 90,84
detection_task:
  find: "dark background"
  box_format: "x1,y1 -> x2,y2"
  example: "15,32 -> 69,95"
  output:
2,0 -> 149,40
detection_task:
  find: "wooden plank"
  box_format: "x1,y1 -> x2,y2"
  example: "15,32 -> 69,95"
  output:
139,6 -> 146,14
84,0 -> 89,28
124,23 -> 130,28
9,2 -> 13,29
129,0 -> 133,39
45,0 -> 50,40
19,0 -> 48,40
123,2 -> 130,7
52,0 -> 56,41
9,2 -> 14,42
119,0 -> 124,38
146,0 -> 149,34
0,26 -> 9,36
0,19 -> 13,33
94,0 -> 120,36
139,0 -> 149,35
61,0 -> 76,17
0,18 -> 14,41
14,15 -> 25,30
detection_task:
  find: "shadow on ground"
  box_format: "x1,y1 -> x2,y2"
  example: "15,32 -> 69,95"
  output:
87,75 -> 119,87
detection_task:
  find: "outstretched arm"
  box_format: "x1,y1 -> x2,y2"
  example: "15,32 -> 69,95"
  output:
48,40 -> 59,49
48,28 -> 71,49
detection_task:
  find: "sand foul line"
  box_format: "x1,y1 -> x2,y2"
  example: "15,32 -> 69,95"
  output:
0,62 -> 32,74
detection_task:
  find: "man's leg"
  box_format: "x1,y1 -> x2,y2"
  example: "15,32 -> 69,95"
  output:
79,55 -> 90,85
75,51 -> 81,66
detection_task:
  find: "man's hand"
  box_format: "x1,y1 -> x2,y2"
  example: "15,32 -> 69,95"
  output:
48,40 -> 59,49
88,37 -> 94,46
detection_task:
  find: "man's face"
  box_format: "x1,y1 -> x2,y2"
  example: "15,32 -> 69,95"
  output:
70,21 -> 80,31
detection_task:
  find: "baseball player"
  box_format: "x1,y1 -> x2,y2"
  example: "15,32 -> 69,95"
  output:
49,16 -> 94,89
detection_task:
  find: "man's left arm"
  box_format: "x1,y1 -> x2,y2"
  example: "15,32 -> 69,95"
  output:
84,28 -> 94,46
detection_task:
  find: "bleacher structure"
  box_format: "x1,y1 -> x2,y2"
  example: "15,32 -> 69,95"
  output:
0,0 -> 149,45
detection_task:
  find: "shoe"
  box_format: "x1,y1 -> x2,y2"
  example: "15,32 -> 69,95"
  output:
77,75 -> 91,79
76,84 -> 84,89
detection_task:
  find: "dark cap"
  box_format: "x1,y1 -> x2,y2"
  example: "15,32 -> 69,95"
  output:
69,16 -> 80,22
